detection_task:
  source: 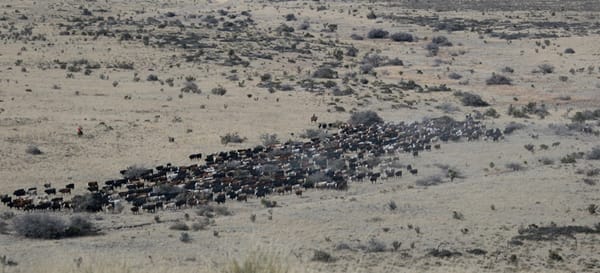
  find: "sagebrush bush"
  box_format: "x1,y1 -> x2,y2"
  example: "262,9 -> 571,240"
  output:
366,238 -> 387,252
211,86 -> 227,96
454,91 -> 489,107
390,32 -> 414,42
220,132 -> 247,145
587,146 -> 600,160
312,67 -> 337,79
170,222 -> 190,231
25,145 -> 43,155
311,250 -> 336,262
367,28 -> 389,39
348,110 -> 383,126
122,165 -> 151,180
506,162 -> 525,171
13,214 -> 97,239
486,73 -> 512,85
260,133 -> 280,147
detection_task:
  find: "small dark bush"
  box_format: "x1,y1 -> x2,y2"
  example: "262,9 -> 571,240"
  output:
431,36 -> 452,46
367,29 -> 389,39
534,64 -> 554,74
587,146 -> 600,160
312,67 -> 338,79
211,86 -> 227,96
122,165 -> 152,180
454,91 -> 489,107
564,48 -> 575,54
260,133 -> 280,146
348,111 -> 383,126
448,72 -> 462,80
64,215 -> 96,237
539,157 -> 554,165
506,162 -> 525,171
425,43 -> 439,56
170,222 -> 190,231
486,73 -> 512,85
311,250 -> 336,262
484,108 -> 500,118
350,34 -> 364,40
502,67 -> 515,73
365,238 -> 387,252
388,200 -> 397,211
181,81 -> 200,94
299,21 -> 310,30
504,122 -> 525,134
366,10 -> 377,19
71,193 -> 107,213
390,32 -> 414,42
220,132 -> 247,145
147,74 -> 159,81
180,232 -> 191,243
25,145 -> 43,155
284,13 -> 296,21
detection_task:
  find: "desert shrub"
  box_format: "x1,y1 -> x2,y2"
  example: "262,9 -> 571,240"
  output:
346,46 -> 359,57
431,36 -> 452,46
260,133 -> 280,147
180,232 -> 191,243
524,144 -> 535,152
220,132 -> 247,145
170,222 -> 190,231
197,205 -> 232,217
564,48 -> 575,54
298,21 -> 310,30
486,73 -> 512,85
13,214 -> 96,239
571,109 -> 600,123
587,146 -> 600,160
350,34 -> 364,40
435,103 -> 460,113
348,111 -> 383,126
147,74 -> 159,81
561,152 -> 583,164
223,252 -> 288,273
365,238 -> 387,252
181,81 -> 200,94
425,43 -> 439,56
25,145 -> 43,155
311,250 -> 336,262
275,24 -> 294,34
502,66 -> 515,73
484,108 -> 500,118
14,214 -> 66,239
261,199 -> 277,208
506,162 -> 525,171
64,215 -> 96,237
284,13 -> 296,21
211,86 -> 227,96
122,165 -> 152,180
559,75 -> 568,82
415,176 -> 443,186
366,10 -> 377,19
192,218 -> 210,231
388,200 -> 397,211
312,67 -> 337,79
71,193 -> 106,213
390,32 -> 414,42
539,157 -> 554,165
454,91 -> 489,107
300,129 -> 329,140
367,28 -> 389,39
448,72 -> 462,79
534,64 -> 555,74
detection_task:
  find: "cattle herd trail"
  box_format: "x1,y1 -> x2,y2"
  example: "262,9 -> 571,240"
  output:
1,0 -> 600,272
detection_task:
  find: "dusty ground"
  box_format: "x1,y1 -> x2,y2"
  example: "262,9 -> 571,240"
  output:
1,0 -> 599,272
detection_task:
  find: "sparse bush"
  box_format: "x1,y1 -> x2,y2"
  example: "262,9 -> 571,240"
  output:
390,32 -> 414,42
312,67 -> 337,79
311,250 -> 335,262
25,145 -> 43,155
539,157 -> 554,165
348,111 -> 383,126
425,43 -> 439,56
448,72 -> 462,80
261,199 -> 277,208
452,211 -> 464,220
260,133 -> 280,147
431,36 -> 452,46
13,214 -> 96,239
564,48 -> 575,54
506,162 -> 525,171
486,73 -> 512,85
366,238 -> 387,252
122,165 -> 152,180
197,205 -> 232,217
170,222 -> 190,231
299,21 -> 310,30
502,67 -> 515,73
367,29 -> 389,39
284,13 -> 296,21
211,86 -> 227,96
192,218 -> 210,231
350,34 -> 364,40
180,232 -> 191,243
454,91 -> 489,107
223,252 -> 288,273
534,64 -> 555,74
484,108 -> 500,118
415,176 -> 443,186
388,200 -> 397,211
181,81 -> 200,94
147,74 -> 159,81
504,122 -> 525,134
587,146 -> 600,160
220,132 -> 247,145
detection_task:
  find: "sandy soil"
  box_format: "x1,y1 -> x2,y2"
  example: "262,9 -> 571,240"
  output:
1,0 -> 599,272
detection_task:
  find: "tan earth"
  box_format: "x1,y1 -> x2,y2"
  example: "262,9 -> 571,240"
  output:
1,0 -> 599,272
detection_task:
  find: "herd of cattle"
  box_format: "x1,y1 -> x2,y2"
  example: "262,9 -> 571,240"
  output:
0,116 -> 502,214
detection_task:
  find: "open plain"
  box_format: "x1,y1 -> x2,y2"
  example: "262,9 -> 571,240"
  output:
1,0 -> 600,272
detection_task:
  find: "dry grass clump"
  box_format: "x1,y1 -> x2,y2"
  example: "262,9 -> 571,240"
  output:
170,222 -> 190,231
223,251 -> 288,273
311,250 -> 336,262
586,146 -> 600,160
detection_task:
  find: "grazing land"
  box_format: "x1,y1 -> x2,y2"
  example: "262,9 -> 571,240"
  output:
1,0 -> 599,272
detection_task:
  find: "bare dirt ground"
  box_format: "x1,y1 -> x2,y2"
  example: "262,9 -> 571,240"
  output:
1,0 -> 599,272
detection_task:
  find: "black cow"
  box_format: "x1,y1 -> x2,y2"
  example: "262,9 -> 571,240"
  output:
13,189 -> 26,197
44,188 -> 57,195
131,206 -> 139,214
66,183 -> 75,189
215,193 -> 226,204
1,195 -> 11,204
142,203 -> 156,213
